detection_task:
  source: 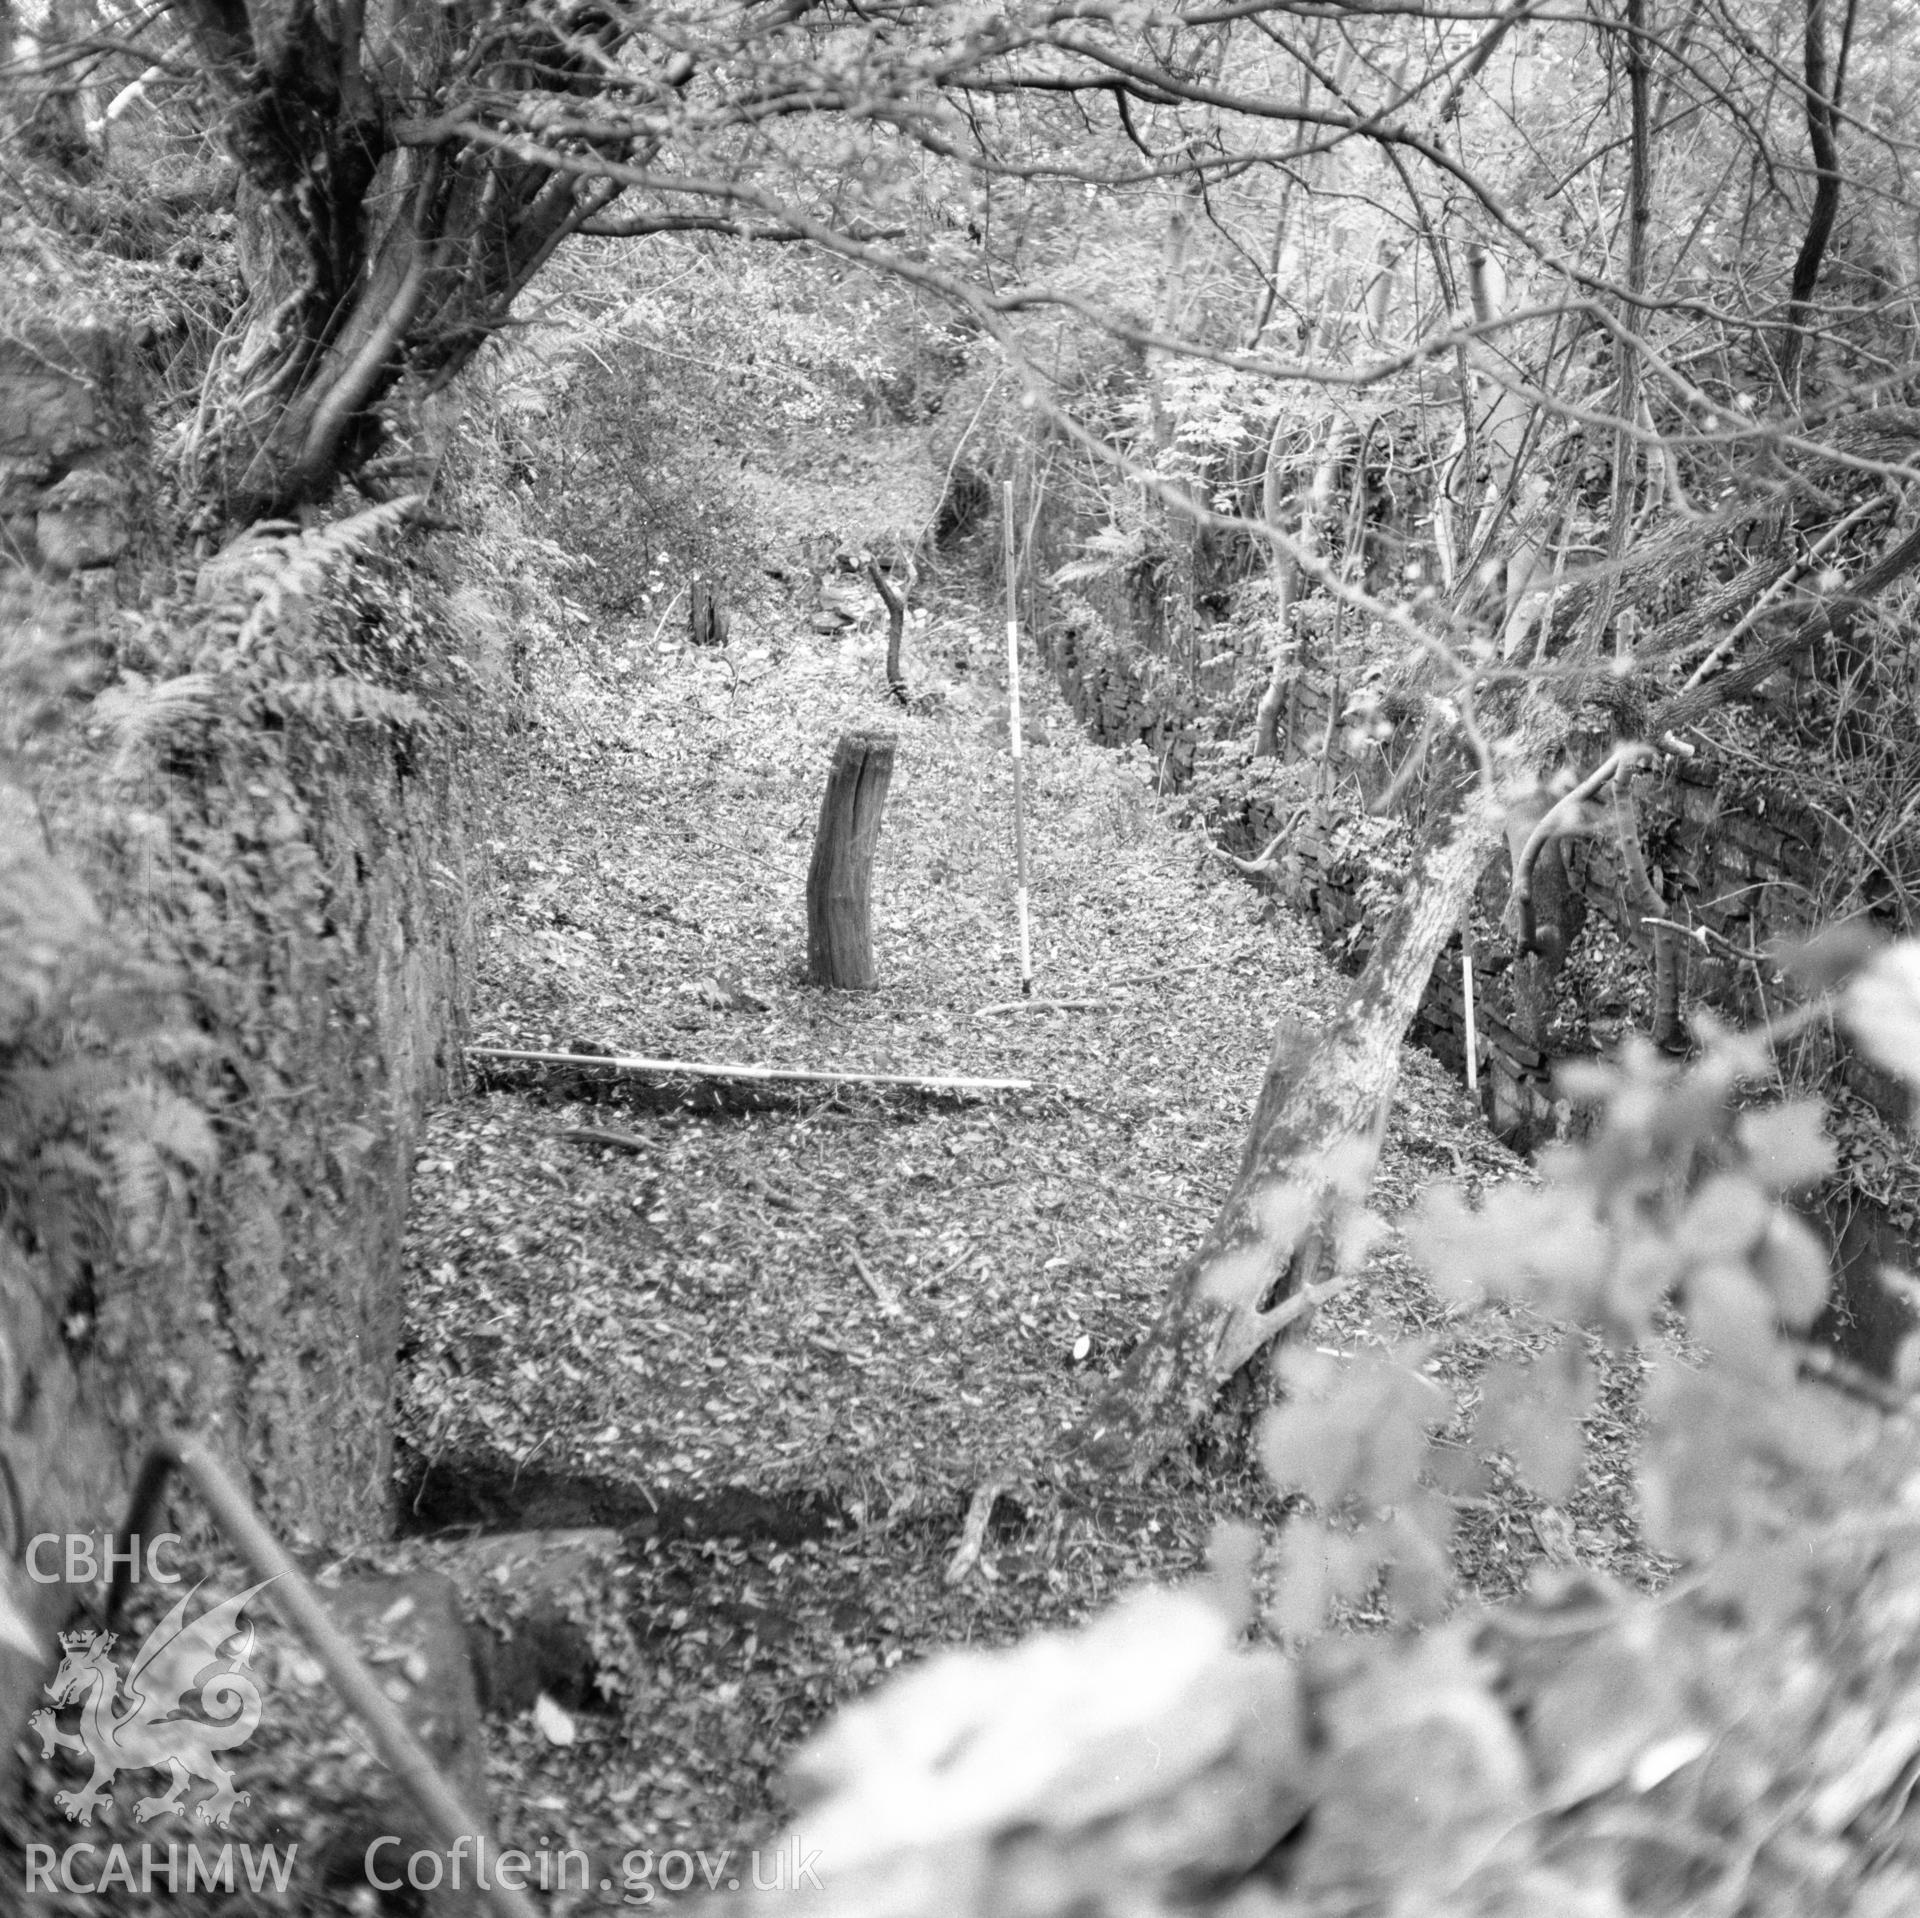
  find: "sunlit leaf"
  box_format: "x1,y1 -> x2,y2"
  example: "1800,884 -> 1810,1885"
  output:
1685,1260 -> 1788,1386
1752,1211 -> 1832,1329
1474,1344 -> 1592,1502
1737,1103 -> 1835,1192
1846,943 -> 1920,1087
1674,1175 -> 1770,1263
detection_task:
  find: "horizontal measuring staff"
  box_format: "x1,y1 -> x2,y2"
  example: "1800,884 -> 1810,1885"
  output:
467,1046 -> 1034,1094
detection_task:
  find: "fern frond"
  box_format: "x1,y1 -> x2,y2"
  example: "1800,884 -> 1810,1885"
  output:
102,1083 -> 218,1175
1050,522 -> 1149,589
90,673 -> 223,776
258,677 -> 429,730
106,1133 -> 167,1253
198,498 -> 422,661
31,1140 -> 110,1187
0,845 -> 103,1042
1050,556 -> 1123,587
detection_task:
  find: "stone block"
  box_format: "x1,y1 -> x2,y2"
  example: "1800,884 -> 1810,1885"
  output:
432,1529 -> 634,1719
309,1569 -> 491,1916
0,320 -> 147,574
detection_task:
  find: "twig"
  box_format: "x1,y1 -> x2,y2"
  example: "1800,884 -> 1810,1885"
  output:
1206,808 -> 1305,877
1640,915 -> 1714,949
1676,494 -> 1890,694
558,1126 -> 649,1153
644,586 -> 689,652
944,1479 -> 1006,1586
849,1247 -> 904,1317
1262,1269 -> 1357,1339
1511,742 -> 1656,952
468,1046 -> 1033,1094
1103,960 -> 1219,990
976,997 -> 1112,1017
919,1241 -> 976,1288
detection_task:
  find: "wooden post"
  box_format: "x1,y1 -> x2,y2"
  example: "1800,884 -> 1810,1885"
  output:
807,731 -> 897,989
690,579 -> 729,647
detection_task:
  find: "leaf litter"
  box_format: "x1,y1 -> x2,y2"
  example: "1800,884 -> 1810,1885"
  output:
394,583 -> 1661,1893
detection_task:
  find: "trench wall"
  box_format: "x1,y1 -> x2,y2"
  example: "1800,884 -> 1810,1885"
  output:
1039,602 -> 1918,1368
2,314 -> 474,1751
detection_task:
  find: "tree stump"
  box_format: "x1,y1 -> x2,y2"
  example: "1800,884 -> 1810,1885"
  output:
807,731 -> 897,989
690,578 -> 729,647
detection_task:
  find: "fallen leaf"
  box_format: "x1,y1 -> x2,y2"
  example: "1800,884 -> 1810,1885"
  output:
533,1691 -> 578,1747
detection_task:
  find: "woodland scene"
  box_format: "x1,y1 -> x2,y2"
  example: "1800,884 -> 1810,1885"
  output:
8,0 -> 1920,1913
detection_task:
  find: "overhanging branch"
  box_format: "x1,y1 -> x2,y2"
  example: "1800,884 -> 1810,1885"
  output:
578,209 -> 902,242
1653,515 -> 1920,737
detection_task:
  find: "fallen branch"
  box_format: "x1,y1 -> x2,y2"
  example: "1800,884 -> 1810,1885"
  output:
468,1046 -> 1033,1094
944,1480 -> 1007,1586
919,1241 -> 977,1289
1653,514 -> 1920,737
557,1126 -> 650,1153
1640,915 -> 1713,949
976,997 -> 1112,1017
1102,961 -> 1222,990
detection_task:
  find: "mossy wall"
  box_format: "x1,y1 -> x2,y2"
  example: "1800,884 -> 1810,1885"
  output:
1040,603 -> 1920,1371
1,318 -> 476,1752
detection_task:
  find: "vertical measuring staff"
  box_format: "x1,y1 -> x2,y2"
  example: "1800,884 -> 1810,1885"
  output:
1461,912 -> 1478,1095
1002,481 -> 1034,996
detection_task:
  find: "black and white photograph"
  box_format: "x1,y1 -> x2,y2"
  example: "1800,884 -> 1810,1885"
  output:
5,0 -> 1920,1911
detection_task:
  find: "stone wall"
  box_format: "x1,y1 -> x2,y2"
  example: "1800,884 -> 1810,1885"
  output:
114,723 -> 473,1546
1039,605 -> 1918,1368
1,317 -> 474,1752
0,319 -> 148,575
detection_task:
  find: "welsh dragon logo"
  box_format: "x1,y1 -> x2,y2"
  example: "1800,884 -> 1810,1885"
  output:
29,1578 -> 276,1828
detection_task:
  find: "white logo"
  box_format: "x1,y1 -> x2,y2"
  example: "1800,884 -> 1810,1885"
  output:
29,1579 -> 274,1828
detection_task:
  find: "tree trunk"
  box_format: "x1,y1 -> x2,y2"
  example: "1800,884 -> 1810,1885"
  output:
1068,699 -> 1559,1480
1255,413 -> 1353,756
807,731 -> 897,990
1079,477 -> 1908,1479
172,2 -> 625,523
1252,415 -> 1297,758
1146,173 -> 1202,668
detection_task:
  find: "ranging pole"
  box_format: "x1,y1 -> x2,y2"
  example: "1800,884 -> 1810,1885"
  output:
1461,913 -> 1478,1095
1002,481 -> 1034,995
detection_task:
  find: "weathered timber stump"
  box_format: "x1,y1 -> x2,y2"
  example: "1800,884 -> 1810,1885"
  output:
807,730 -> 897,989
690,577 -> 729,647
